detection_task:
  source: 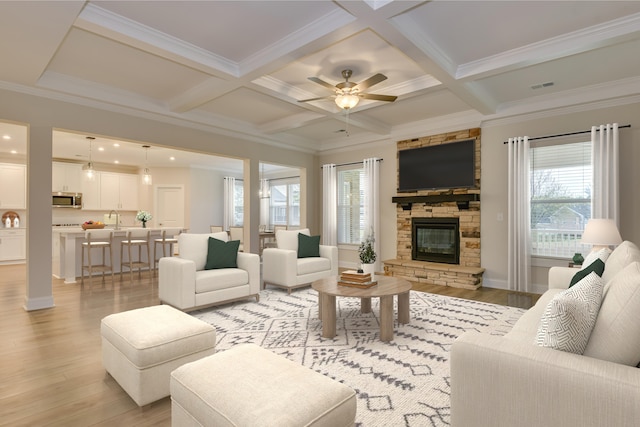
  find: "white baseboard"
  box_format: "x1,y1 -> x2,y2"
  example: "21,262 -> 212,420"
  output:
23,296 -> 55,311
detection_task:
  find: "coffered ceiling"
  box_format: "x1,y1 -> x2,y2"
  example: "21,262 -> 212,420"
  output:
1,1 -> 640,155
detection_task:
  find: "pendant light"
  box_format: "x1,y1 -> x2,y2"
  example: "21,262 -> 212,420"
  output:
83,136 -> 96,181
142,145 -> 152,185
259,163 -> 270,199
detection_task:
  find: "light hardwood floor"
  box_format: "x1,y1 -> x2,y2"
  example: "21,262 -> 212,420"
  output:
0,264 -> 539,425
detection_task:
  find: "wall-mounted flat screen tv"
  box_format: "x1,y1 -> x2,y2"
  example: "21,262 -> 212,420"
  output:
398,139 -> 476,192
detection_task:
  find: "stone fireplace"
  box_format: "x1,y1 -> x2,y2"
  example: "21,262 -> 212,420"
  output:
412,217 -> 460,264
383,128 -> 485,290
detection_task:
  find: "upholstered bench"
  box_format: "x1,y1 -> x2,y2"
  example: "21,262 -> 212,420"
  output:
170,343 -> 357,426
101,305 -> 216,406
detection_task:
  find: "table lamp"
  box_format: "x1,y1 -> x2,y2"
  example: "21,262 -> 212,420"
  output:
580,218 -> 623,251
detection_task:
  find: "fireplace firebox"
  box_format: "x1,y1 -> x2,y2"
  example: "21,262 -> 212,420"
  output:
411,217 -> 460,264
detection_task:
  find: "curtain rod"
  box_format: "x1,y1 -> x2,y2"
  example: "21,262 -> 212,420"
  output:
265,175 -> 299,182
321,158 -> 383,168
502,124 -> 631,144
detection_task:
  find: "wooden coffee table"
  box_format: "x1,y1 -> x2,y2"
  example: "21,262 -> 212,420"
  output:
311,276 -> 412,342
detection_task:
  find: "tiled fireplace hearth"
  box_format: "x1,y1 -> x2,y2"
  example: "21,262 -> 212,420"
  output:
384,128 -> 485,290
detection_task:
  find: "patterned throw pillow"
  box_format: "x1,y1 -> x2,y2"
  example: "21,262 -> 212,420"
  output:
535,271 -> 604,354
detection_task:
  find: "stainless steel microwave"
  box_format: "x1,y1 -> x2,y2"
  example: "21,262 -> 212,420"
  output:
52,192 -> 82,209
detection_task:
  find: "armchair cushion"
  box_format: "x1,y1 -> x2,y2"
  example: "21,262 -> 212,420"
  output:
277,228 -> 310,251
601,240 -> 640,283
298,233 -> 320,258
180,232 -> 228,271
196,268 -> 249,293
297,257 -> 331,275
205,237 -> 239,270
584,261 -> 640,366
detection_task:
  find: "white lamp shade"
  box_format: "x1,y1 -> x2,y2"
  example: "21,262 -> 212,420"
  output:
581,218 -> 622,246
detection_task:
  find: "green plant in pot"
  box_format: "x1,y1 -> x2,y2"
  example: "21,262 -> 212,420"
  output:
358,232 -> 377,275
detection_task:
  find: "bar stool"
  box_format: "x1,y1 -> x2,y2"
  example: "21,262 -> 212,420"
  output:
229,226 -> 244,252
153,228 -> 181,273
81,229 -> 114,287
120,229 -> 152,282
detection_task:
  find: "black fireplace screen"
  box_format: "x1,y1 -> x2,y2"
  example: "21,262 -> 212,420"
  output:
412,218 -> 460,264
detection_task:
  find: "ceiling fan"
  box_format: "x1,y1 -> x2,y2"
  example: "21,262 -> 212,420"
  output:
299,69 -> 397,110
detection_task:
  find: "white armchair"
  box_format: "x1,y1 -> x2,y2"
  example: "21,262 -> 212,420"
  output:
159,232 -> 260,311
262,228 -> 338,294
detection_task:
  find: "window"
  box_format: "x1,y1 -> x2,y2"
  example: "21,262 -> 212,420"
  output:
337,167 -> 364,245
269,177 -> 300,227
530,140 -> 591,257
233,179 -> 243,226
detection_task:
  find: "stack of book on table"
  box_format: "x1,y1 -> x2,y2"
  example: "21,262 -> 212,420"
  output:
338,270 -> 377,288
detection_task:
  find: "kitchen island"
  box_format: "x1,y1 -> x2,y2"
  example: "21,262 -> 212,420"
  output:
53,227 -> 183,284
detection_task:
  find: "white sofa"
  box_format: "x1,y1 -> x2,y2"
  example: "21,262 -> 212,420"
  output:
262,228 -> 338,294
159,232 -> 260,311
451,241 -> 640,427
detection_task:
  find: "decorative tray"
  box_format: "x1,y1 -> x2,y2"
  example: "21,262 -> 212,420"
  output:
82,223 -> 105,230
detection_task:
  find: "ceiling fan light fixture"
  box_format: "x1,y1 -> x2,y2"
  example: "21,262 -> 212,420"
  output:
335,93 -> 359,110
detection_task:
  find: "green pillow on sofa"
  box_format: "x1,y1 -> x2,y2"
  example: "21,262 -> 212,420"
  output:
205,237 -> 240,269
298,233 -> 320,258
569,258 -> 605,287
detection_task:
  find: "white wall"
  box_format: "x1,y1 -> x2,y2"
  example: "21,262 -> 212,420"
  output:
319,101 -> 640,292
189,167 -> 226,233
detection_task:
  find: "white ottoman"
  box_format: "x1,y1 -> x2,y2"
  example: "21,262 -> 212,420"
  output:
101,305 -> 216,406
170,343 -> 357,427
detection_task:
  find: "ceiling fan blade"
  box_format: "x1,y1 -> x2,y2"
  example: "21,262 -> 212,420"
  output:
354,73 -> 387,91
360,93 -> 397,102
298,96 -> 333,103
308,76 -> 336,90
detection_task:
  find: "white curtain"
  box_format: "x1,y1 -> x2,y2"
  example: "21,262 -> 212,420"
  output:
322,164 -> 337,246
507,137 -> 531,292
592,123 -> 619,225
259,178 -> 270,228
363,158 -> 380,272
223,176 -> 235,231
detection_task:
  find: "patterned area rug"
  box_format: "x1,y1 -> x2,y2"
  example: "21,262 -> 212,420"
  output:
192,288 -> 525,427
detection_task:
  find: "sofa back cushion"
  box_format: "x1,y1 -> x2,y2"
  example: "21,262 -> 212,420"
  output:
583,261 -> 640,366
277,228 -> 310,251
601,241 -> 640,283
179,232 -> 228,271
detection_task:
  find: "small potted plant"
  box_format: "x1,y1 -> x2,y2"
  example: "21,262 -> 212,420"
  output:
358,232 -> 377,276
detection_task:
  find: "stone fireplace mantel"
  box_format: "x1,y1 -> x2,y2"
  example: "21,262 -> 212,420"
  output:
392,194 -> 480,210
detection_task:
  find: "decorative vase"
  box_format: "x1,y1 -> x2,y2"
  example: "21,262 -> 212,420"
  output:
572,252 -> 584,265
361,263 -> 375,279
142,221 -> 147,228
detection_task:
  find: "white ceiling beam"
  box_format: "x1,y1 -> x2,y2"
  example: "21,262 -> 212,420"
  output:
457,12 -> 640,80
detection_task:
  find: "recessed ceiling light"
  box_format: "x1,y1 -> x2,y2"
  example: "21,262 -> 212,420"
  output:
170,156 -> 175,161
114,160 -> 119,164
2,135 -> 10,140
10,150 -> 17,154
113,143 -> 120,147
98,147 -> 105,151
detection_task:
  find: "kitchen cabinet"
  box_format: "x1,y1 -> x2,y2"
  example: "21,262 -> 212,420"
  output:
99,172 -> 139,210
0,163 -> 26,209
81,173 -> 100,210
0,228 -> 26,262
52,162 -> 82,193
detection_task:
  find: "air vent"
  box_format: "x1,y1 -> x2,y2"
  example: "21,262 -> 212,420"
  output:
531,81 -> 554,90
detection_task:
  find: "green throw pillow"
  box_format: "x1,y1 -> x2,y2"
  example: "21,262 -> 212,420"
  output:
298,233 -> 320,258
569,258 -> 605,287
205,237 -> 240,270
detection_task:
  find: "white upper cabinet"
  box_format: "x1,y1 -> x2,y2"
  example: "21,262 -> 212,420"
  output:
80,173 -> 100,210
99,172 -> 139,211
52,162 -> 82,193
0,163 -> 26,209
